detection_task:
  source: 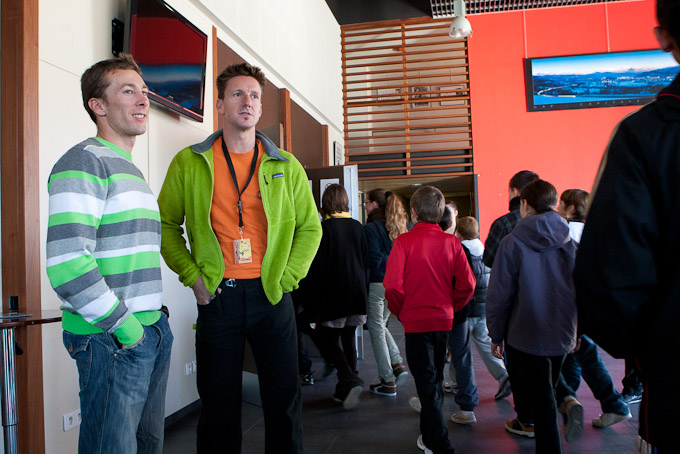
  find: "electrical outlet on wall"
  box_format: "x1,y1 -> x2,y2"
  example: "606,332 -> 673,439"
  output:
62,409 -> 81,432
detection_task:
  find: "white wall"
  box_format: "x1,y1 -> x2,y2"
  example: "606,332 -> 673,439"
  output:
38,0 -> 342,452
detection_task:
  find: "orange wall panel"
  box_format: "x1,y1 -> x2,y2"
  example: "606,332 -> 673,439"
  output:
468,0 -> 658,240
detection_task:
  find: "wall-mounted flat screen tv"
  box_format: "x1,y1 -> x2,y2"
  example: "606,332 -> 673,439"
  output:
525,49 -> 680,112
125,0 -> 207,122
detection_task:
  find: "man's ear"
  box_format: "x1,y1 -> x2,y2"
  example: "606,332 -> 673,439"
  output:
216,98 -> 224,115
655,26 -> 675,53
88,98 -> 106,118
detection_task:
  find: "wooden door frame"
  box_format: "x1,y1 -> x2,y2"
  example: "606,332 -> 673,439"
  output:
1,0 -> 46,452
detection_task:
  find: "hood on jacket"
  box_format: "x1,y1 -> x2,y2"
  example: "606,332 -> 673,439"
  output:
461,238 -> 484,256
656,72 -> 680,121
513,210 -> 571,252
190,129 -> 288,161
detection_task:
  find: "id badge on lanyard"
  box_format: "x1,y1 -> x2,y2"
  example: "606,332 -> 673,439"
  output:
223,140 -> 258,265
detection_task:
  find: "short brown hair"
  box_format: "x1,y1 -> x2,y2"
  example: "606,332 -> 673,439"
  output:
81,53 -> 142,124
521,179 -> 558,214
216,63 -> 266,100
560,189 -> 589,220
321,184 -> 349,217
456,217 -> 479,240
410,186 -> 445,224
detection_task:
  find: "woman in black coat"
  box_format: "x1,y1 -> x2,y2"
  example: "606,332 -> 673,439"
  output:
306,184 -> 369,410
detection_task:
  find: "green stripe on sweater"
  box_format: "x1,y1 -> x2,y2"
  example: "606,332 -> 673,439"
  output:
100,208 -> 161,225
47,256 -> 99,287
95,252 -> 161,275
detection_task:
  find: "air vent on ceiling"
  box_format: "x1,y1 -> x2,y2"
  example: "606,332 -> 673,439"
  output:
430,0 -> 633,17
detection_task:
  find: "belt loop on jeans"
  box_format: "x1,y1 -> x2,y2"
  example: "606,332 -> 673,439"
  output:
223,278 -> 237,288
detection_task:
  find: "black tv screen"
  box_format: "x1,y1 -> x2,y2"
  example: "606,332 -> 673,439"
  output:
525,49 -> 680,112
125,0 -> 207,122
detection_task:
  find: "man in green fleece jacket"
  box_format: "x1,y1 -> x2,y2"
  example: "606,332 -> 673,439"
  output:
46,54 -> 173,453
158,62 -> 321,453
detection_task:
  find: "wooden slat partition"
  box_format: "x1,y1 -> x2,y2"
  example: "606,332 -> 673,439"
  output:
341,16 -> 473,181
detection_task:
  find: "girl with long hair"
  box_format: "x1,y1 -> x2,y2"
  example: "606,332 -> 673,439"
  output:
364,188 -> 410,396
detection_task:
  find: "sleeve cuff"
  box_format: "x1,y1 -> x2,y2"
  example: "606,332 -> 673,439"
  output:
113,316 -> 145,346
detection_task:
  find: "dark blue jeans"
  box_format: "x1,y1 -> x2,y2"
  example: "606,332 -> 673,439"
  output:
195,278 -> 302,454
63,313 -> 173,454
556,335 -> 629,415
505,344 -> 564,454
406,331 -> 455,454
448,320 -> 479,411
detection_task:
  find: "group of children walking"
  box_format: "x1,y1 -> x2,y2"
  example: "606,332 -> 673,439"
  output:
298,177 -> 626,454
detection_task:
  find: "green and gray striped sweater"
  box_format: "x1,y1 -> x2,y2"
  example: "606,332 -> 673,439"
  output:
46,137 -> 162,346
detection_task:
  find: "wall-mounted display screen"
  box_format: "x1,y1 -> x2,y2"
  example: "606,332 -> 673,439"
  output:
125,0 -> 207,122
525,49 -> 680,112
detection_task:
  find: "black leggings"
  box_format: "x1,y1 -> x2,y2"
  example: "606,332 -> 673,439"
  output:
315,325 -> 358,382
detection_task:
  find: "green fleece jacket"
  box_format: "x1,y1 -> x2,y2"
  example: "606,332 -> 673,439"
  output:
158,130 -> 321,304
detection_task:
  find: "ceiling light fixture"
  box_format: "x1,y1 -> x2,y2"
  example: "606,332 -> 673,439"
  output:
449,0 -> 472,39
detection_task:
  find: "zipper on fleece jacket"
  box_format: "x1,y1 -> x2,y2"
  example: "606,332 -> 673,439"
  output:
259,157 -> 275,303
197,148 -> 225,294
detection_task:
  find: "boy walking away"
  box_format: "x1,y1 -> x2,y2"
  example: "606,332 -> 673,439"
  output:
384,186 -> 475,454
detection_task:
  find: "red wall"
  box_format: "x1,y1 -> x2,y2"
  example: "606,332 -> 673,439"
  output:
468,0 -> 659,239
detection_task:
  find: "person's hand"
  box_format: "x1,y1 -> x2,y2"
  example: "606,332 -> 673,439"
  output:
491,341 -> 505,360
118,332 -> 144,349
193,276 -> 220,305
571,336 -> 582,353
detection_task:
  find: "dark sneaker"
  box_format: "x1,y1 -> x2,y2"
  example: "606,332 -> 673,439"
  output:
443,381 -> 458,395
300,373 -> 314,386
505,419 -> 535,438
370,380 -> 397,397
392,362 -> 409,386
560,396 -> 584,442
621,391 -> 642,405
494,376 -> 512,400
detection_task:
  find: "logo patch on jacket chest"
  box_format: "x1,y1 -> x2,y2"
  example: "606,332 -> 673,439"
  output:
272,173 -> 284,179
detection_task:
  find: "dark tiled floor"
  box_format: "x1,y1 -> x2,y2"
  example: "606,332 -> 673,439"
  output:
164,316 -> 640,453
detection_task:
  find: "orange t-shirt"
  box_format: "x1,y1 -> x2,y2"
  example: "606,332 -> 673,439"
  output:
210,137 -> 268,279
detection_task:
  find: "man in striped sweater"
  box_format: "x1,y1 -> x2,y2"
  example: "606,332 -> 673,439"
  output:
46,54 -> 173,454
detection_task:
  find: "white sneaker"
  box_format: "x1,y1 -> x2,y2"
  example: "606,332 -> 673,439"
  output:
451,410 -> 477,424
635,435 -> 655,454
408,396 -> 422,413
592,411 -> 632,428
416,435 -> 433,454
343,385 -> 363,410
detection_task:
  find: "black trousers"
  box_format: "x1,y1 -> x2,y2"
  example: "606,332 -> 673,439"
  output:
406,331 -> 455,454
505,344 -> 564,454
195,278 -> 302,454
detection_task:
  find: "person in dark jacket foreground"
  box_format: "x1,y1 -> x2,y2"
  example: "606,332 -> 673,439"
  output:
574,1 -> 680,451
487,179 -> 577,453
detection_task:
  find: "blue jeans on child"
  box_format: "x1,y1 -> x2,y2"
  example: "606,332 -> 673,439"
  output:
556,335 -> 629,415
63,313 -> 173,454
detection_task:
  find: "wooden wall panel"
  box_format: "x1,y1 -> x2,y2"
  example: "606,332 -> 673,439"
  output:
1,0 -> 45,452
290,100 -> 324,169
342,17 -> 473,182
